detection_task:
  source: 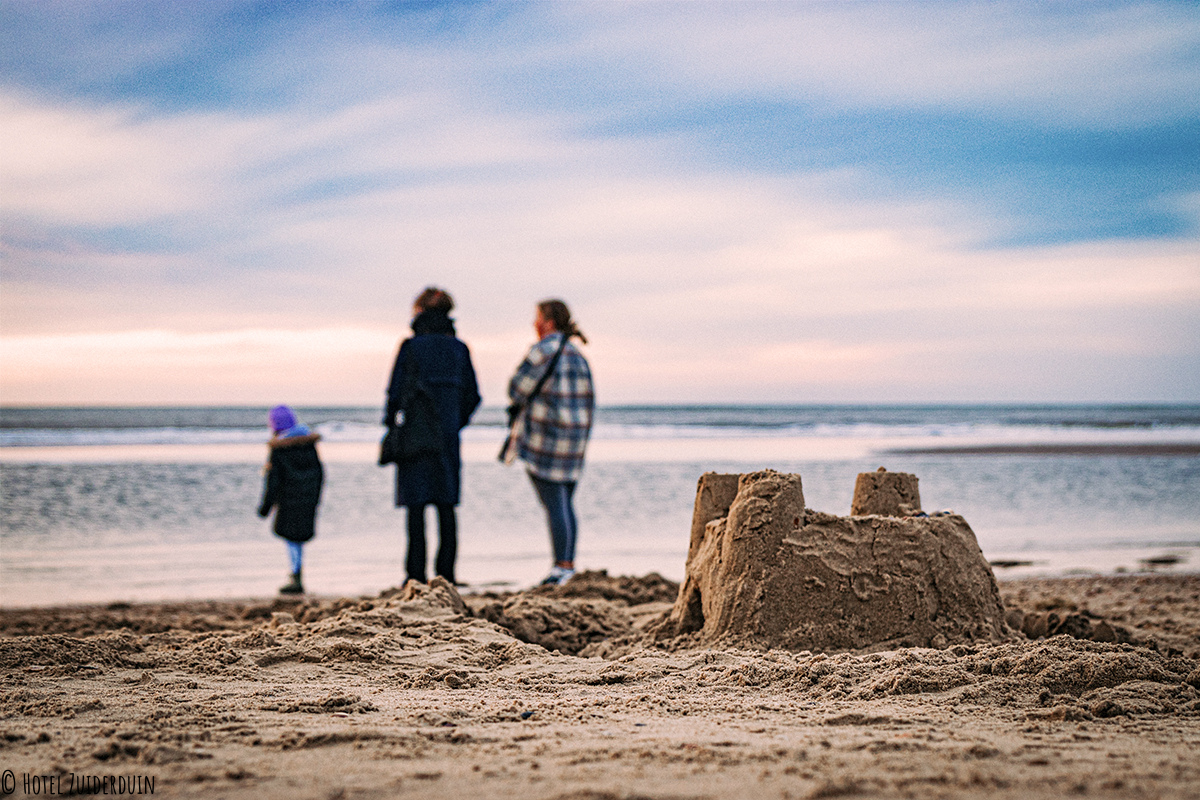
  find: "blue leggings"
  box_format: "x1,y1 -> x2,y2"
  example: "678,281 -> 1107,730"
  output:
529,473 -> 578,564
286,540 -> 303,574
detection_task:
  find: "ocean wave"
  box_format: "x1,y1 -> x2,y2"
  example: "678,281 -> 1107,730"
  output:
3,405 -> 1200,449
4,422 -> 1200,449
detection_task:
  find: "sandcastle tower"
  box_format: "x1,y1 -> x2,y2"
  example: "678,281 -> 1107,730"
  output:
851,466 -> 921,516
657,469 -> 1008,652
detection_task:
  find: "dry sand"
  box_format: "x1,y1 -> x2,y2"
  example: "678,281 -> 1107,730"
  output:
1,571 -> 1198,800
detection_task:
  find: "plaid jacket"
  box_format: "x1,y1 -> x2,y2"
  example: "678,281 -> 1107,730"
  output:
508,332 -> 595,483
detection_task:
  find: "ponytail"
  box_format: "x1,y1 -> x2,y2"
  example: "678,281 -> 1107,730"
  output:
538,299 -> 587,344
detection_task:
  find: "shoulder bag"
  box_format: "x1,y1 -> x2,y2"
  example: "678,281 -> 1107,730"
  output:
379,349 -> 443,466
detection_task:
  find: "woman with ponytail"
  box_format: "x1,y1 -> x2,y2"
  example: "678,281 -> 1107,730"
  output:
506,299 -> 595,586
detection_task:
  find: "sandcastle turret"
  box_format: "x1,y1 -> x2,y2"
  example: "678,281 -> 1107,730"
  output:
851,466 -> 922,516
656,469 -> 1008,652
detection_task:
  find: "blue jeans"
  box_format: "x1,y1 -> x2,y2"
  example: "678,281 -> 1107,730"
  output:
529,473 -> 578,564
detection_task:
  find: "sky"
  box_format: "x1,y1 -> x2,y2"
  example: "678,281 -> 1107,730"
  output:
1,0 -> 1198,406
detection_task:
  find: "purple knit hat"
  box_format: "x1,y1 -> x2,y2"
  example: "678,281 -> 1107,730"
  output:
268,405 -> 297,433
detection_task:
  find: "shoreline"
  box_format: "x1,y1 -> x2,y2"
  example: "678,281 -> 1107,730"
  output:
2,573 -> 1198,799
885,443 -> 1200,456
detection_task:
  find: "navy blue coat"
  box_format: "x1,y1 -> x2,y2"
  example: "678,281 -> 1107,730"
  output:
385,311 -> 481,507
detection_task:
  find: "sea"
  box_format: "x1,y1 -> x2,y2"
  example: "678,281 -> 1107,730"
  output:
2,405 -> 1198,608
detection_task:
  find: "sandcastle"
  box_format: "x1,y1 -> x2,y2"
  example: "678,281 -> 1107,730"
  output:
656,468 -> 1009,652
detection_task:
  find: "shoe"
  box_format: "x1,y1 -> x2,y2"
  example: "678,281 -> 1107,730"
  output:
540,566 -> 575,586
279,571 -> 304,595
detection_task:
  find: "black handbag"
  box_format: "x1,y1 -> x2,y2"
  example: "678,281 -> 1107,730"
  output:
380,352 -> 443,466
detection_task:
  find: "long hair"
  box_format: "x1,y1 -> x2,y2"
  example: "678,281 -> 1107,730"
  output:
538,299 -> 587,344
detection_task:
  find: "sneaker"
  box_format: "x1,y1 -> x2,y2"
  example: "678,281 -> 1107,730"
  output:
540,566 -> 575,586
279,571 -> 304,595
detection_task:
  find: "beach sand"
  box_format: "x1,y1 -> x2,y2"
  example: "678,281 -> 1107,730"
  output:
1,572 -> 1198,799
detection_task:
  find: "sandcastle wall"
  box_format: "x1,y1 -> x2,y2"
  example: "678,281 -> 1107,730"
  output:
658,470 -> 1009,652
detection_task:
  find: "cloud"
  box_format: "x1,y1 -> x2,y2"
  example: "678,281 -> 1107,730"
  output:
0,92 -> 247,226
0,327 -> 397,405
548,2 -> 1200,127
1,2 -> 1197,404
3,225 -> 1195,405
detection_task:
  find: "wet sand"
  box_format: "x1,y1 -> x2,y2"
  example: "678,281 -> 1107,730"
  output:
884,443 -> 1200,456
1,572 -> 1198,799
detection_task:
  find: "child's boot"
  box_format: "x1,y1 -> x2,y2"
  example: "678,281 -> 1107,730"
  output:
280,570 -> 304,595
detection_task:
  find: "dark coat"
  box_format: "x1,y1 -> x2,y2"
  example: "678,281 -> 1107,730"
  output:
257,433 -> 324,543
385,310 -> 481,507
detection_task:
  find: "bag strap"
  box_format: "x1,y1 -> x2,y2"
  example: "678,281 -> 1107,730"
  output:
517,333 -> 569,418
402,345 -> 417,393
498,334 -> 569,463
389,344 -> 422,426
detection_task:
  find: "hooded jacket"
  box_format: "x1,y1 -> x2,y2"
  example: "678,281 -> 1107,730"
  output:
257,431 -> 324,543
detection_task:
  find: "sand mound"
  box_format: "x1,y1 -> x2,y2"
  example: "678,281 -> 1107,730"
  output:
656,470 -> 1010,651
466,572 -> 676,655
395,575 -> 470,614
999,574 -> 1200,658
0,632 -> 150,671
0,600 -> 261,638
2,588 -> 1194,712
530,569 -> 679,606
736,636 -> 1200,715
472,595 -> 634,655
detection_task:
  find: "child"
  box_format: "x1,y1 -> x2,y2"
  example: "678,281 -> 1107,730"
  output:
257,405 -> 324,594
